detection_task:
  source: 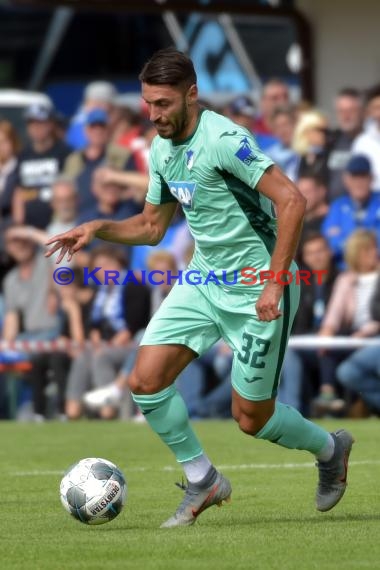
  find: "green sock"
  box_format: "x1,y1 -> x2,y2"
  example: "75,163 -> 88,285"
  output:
255,401 -> 329,455
132,385 -> 203,462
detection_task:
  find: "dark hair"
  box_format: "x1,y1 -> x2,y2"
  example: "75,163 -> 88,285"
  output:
89,245 -> 128,269
263,77 -> 288,90
139,48 -> 197,89
301,231 -> 329,248
297,173 -> 326,187
337,87 -> 361,99
366,84 -> 380,105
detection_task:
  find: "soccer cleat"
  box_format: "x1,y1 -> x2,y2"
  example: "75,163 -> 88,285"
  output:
83,384 -> 122,411
316,429 -> 354,512
160,467 -> 232,528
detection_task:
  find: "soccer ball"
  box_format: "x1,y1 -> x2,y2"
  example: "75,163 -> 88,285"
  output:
60,457 -> 127,525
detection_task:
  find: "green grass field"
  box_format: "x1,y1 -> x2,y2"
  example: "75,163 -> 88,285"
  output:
1,419 -> 380,570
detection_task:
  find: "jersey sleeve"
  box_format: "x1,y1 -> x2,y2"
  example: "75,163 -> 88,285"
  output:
145,138 -> 178,205
213,128 -> 274,189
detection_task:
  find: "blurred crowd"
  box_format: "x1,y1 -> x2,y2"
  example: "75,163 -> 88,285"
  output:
1,77 -> 380,422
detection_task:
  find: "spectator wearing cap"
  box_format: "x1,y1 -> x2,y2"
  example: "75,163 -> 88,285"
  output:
63,108 -> 137,215
352,84 -> 380,191
66,81 -> 117,151
11,103 -> 71,230
322,154 -> 380,268
225,95 -> 256,131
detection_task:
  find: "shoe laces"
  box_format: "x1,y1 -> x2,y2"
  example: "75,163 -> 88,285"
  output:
174,478 -> 199,513
317,449 -> 342,491
175,478 -> 187,492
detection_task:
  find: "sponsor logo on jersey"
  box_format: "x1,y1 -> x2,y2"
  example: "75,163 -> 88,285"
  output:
185,150 -> 194,170
168,181 -> 196,209
235,136 -> 257,166
164,155 -> 173,165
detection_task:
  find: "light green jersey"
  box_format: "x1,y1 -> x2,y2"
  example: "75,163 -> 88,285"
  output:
146,109 -> 276,288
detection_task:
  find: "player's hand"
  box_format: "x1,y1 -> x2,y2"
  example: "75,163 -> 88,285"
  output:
255,281 -> 283,321
45,223 -> 95,263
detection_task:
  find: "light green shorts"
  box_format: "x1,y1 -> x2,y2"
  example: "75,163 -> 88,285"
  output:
140,279 -> 299,401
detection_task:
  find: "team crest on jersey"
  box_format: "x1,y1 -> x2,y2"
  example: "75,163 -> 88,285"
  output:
168,181 -> 196,209
185,150 -> 195,170
235,136 -> 257,166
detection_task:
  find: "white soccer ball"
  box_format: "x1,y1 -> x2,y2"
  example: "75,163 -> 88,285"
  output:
60,457 -> 127,525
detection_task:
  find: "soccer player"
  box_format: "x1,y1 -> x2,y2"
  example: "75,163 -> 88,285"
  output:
46,48 -> 354,528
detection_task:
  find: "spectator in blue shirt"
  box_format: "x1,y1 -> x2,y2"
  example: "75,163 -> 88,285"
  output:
66,81 -> 117,151
322,154 -> 380,268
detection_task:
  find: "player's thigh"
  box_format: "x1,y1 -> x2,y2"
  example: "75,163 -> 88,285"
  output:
140,281 -> 220,355
223,282 -> 299,403
130,282 -> 221,394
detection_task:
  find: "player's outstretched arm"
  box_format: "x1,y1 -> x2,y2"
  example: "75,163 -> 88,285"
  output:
45,201 -> 177,263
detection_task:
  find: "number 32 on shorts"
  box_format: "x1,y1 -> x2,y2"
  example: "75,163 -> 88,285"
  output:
238,332 -> 270,369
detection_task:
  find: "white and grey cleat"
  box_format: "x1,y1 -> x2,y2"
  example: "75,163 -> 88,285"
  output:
160,467 -> 232,528
316,429 -> 354,512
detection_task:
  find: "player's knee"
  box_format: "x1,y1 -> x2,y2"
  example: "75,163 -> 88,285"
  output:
127,367 -> 161,395
237,411 -> 272,436
128,368 -> 147,394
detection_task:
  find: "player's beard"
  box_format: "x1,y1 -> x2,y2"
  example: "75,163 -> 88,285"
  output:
156,101 -> 189,140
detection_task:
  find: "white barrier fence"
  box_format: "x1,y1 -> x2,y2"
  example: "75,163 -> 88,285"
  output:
288,336 -> 380,350
0,335 -> 380,354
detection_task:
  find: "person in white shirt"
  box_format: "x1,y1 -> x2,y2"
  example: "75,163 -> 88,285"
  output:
352,84 -> 380,191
